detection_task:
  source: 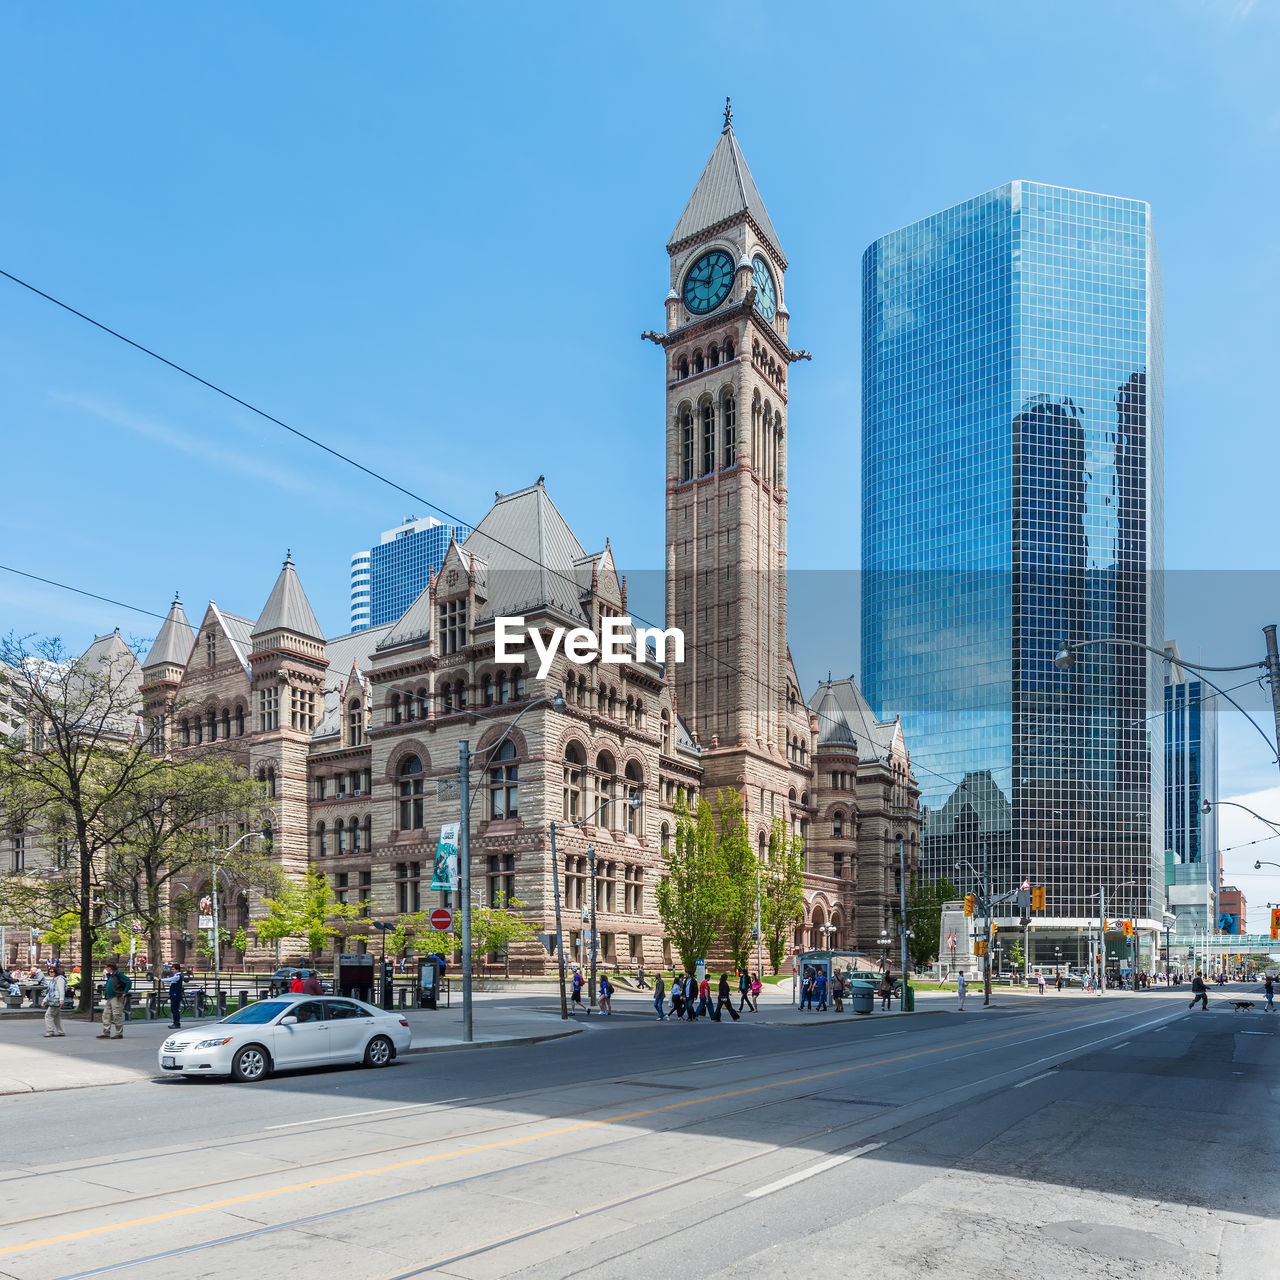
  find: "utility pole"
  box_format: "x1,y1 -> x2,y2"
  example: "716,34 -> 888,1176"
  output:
587,843 -> 598,1012
755,856 -> 763,979
1264,625 -> 1280,775
1099,885 -> 1106,994
983,840 -> 992,1006
548,822 -> 568,1019
897,834 -> 908,1010
459,740 -> 473,1044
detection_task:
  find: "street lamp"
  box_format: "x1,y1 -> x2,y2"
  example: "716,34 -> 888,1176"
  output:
1255,860 -> 1280,871
208,830 -> 260,1010
1204,799 -> 1280,836
457,690 -> 566,1043
370,920 -> 393,1008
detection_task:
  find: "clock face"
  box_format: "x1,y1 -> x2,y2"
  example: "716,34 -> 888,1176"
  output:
752,254 -> 777,322
682,249 -> 735,314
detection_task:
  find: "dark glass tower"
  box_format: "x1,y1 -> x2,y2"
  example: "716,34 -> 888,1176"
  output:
862,181 -> 1163,935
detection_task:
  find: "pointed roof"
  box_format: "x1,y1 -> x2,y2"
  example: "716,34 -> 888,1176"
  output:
252,553 -> 324,641
669,114 -> 785,264
807,676 -> 900,763
814,689 -> 856,749
142,596 -> 196,672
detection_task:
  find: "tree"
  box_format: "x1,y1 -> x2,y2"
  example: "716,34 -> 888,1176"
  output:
655,793 -> 727,973
98,753 -> 274,972
716,793 -> 758,974
759,817 -> 805,974
257,867 -> 362,964
903,875 -> 957,970
471,892 -> 539,962
0,632 -> 174,1012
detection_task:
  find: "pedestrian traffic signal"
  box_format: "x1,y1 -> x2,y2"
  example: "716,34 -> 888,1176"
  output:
1122,920 -> 1133,938
964,895 -> 975,917
1031,886 -> 1046,911
974,940 -> 987,956
1271,907 -> 1280,942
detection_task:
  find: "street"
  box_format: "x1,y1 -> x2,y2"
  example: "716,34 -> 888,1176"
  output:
1,986 -> 1277,1278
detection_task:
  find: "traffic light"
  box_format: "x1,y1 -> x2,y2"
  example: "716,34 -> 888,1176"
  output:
974,940 -> 987,956
1270,908 -> 1280,942
1122,920 -> 1133,939
990,922 -> 998,935
964,894 -> 975,917
1031,886 -> 1046,911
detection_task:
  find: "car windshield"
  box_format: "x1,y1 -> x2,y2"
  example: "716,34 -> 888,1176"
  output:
220,1000 -> 291,1025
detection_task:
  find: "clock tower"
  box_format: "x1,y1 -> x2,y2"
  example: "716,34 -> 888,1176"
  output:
647,101 -> 810,823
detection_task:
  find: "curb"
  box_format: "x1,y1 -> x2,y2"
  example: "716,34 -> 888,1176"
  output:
402,1025 -> 583,1055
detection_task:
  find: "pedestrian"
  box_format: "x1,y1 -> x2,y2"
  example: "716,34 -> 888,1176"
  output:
816,968 -> 829,1012
716,972 -> 740,1022
1037,971 -> 1046,995
698,974 -> 713,1018
1189,970 -> 1208,1012
42,964 -> 67,1037
1265,974 -> 1275,1013
653,971 -> 667,1020
737,970 -> 751,1013
685,975 -> 698,1021
832,971 -> 844,1013
1055,971 -> 1063,993
97,962 -> 130,1039
166,962 -> 185,1029
571,968 -> 586,1014
670,973 -> 685,1020
957,971 -> 967,1011
598,974 -> 613,1014
749,972 -> 761,1013
301,969 -> 323,995
289,972 -> 304,993
879,971 -> 893,1011
636,963 -> 648,990
799,967 -> 813,1010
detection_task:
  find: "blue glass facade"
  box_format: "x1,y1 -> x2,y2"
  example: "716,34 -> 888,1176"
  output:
862,181 -> 1163,922
1164,674 -> 1218,935
364,519 -> 472,630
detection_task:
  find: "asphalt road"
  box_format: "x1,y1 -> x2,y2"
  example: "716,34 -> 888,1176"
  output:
1,988 -> 1276,1279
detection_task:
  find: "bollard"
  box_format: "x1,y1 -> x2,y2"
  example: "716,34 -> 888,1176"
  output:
397,986 -> 407,1009
217,992 -> 227,1018
238,989 -> 248,1010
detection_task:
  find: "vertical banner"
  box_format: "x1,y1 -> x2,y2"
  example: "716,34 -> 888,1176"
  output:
432,822 -> 460,891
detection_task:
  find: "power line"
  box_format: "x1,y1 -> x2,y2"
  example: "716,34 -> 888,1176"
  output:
0,562 -> 170,623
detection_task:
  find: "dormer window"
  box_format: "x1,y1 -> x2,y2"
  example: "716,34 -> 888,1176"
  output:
439,599 -> 466,654
347,698 -> 364,746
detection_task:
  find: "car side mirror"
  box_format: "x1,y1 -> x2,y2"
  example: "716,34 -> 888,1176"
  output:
280,1015 -> 298,1026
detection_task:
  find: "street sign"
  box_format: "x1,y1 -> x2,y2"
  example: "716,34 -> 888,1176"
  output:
429,907 -> 454,932
198,915 -> 214,929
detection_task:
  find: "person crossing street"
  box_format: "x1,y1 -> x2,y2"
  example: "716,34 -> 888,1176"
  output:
1189,971 -> 1208,1012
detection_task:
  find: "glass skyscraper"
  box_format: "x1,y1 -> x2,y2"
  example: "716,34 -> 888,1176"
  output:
862,181 -> 1163,947
350,515 -> 472,631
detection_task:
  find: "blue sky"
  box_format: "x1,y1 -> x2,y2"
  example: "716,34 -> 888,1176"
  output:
3,3 -> 1280,900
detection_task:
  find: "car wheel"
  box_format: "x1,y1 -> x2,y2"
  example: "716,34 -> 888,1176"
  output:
230,1044 -> 270,1082
364,1035 -> 394,1068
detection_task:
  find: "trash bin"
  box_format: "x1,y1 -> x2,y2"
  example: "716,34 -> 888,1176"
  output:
903,983 -> 915,1012
850,981 -> 875,1015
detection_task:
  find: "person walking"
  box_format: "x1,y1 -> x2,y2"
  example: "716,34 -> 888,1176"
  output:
166,963 -> 185,1029
598,974 -> 613,1015
636,963 -> 648,990
571,968 -> 586,1014
97,962 -> 130,1039
1189,971 -> 1208,1012
289,972 -> 304,993
1265,974 -> 1275,1013
653,971 -> 667,1020
831,971 -> 844,1013
42,964 -> 67,1037
748,972 -> 761,1013
716,972 -> 740,1022
816,968 -> 829,1012
698,974 -> 713,1019
879,971 -> 893,1012
799,967 -> 813,1011
686,975 -> 699,1021
1037,971 -> 1046,995
1055,971 -> 1063,993
957,971 -> 967,1011
669,973 -> 684,1020
301,969 -> 323,995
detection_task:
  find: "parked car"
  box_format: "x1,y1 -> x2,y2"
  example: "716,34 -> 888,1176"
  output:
267,967 -> 332,996
158,995 -> 412,1082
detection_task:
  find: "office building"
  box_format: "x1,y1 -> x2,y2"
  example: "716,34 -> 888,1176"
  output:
862,180 -> 1163,969
350,515 -> 472,632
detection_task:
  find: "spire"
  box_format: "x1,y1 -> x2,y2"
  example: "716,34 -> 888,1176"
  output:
668,110 -> 785,264
252,554 -> 323,642
142,595 -> 196,672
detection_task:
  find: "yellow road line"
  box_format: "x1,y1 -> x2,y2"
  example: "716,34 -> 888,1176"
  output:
0,1009 -> 1121,1257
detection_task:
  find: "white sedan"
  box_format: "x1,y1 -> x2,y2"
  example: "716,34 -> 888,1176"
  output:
158,995 -> 412,1082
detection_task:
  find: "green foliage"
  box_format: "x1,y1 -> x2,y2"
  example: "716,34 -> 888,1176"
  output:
257,867 -> 362,961
655,793 -> 730,973
232,926 -> 248,957
195,927 -> 231,962
904,875 -> 957,970
1009,940 -> 1024,973
716,793 -> 758,974
759,818 -> 805,974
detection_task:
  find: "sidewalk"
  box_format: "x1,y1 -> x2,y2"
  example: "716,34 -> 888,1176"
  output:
0,1001 -> 581,1095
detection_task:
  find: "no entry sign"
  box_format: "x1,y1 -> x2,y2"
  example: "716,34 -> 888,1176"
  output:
429,907 -> 454,932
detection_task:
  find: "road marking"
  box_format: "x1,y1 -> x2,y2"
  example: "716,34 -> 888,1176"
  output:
1111,1041 -> 1130,1050
1013,1070 -> 1055,1089
745,1143 -> 883,1199
265,1105 -> 427,1130
0,1007 -> 1170,1259
692,1055 -> 744,1065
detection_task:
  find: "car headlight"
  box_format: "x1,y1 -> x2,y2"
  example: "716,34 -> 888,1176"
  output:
193,1037 -> 234,1049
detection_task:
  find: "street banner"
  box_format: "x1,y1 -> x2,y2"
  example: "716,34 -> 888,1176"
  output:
432,822 -> 459,890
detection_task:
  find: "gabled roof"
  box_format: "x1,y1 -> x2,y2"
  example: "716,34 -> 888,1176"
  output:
461,478 -> 590,624
675,713 -> 700,758
75,630 -> 143,734
807,676 -> 899,763
668,122 -> 785,264
314,623 -> 395,741
209,604 -> 254,674
253,555 -> 324,641
142,596 -> 196,672
376,583 -> 434,653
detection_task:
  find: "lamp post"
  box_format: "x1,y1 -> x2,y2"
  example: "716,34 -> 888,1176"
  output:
955,851 -> 993,1006
208,830 -> 259,1009
1204,799 -> 1280,836
371,920 -> 393,1008
457,691 -> 565,1044
896,833 -> 909,1010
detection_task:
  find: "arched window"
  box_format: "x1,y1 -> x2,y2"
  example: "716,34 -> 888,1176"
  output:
701,401 -> 715,475
833,812 -> 844,838
496,672 -> 508,704
708,343 -> 720,367
723,337 -> 735,360
488,741 -> 519,820
180,718 -> 190,747
563,744 -> 584,821
261,822 -> 273,852
512,670 -> 525,700
576,674 -> 587,707
693,349 -> 704,374
336,818 -> 347,855
625,761 -> 643,835
317,822 -> 327,857
660,711 -> 671,755
347,698 -> 363,746
399,756 -> 423,830
221,708 -> 231,739
681,407 -> 694,482
595,751 -> 616,829
678,355 -> 689,380
721,393 -> 737,468
235,705 -> 245,736
363,814 -> 372,852
258,766 -> 276,799
660,822 -> 670,853
456,679 -> 468,710
391,693 -> 402,725
482,674 -> 493,707
206,709 -> 217,742
441,683 -> 454,714
350,816 -> 362,853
